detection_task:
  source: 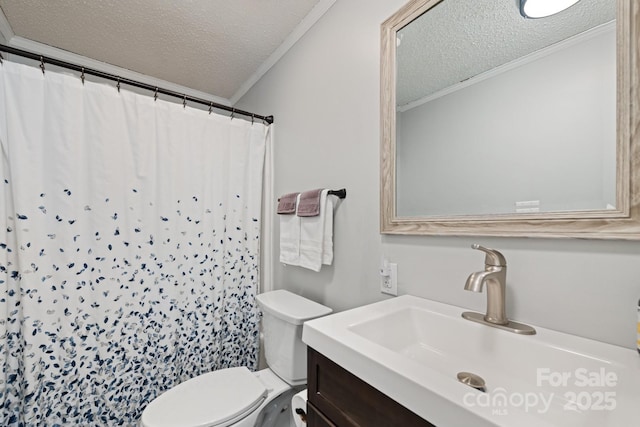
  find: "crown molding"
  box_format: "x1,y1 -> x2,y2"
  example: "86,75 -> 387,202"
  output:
398,20 -> 616,112
0,6 -> 15,44
2,0 -> 336,108
8,36 -> 232,107
230,0 -> 337,105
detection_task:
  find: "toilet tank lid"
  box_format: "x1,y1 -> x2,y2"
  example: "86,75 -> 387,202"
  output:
256,290 -> 332,325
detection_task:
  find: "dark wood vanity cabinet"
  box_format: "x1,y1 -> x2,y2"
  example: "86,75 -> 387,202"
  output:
306,347 -> 435,427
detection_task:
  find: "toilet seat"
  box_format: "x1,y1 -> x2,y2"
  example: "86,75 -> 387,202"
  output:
140,367 -> 268,427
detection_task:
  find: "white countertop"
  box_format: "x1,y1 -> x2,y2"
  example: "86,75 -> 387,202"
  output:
302,295 -> 640,427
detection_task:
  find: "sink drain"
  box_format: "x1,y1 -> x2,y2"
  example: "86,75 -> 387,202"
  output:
457,372 -> 486,392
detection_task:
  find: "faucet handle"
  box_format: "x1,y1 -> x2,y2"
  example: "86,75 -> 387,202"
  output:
471,244 -> 507,267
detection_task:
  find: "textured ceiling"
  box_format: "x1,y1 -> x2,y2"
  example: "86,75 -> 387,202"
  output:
0,0 -> 320,100
396,0 -> 616,107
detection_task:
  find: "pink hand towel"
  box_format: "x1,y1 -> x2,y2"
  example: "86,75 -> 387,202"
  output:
297,188 -> 323,217
277,192 -> 299,214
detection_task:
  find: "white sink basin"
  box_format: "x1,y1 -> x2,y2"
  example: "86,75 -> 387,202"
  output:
302,295 -> 640,427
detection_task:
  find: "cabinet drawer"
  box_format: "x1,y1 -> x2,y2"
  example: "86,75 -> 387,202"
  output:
307,347 -> 434,427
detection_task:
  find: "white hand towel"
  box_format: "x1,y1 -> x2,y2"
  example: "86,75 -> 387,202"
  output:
279,194 -> 301,266
299,190 -> 335,271
322,195 -> 334,266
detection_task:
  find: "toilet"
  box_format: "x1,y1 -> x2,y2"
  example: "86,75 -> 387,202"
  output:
140,290 -> 332,427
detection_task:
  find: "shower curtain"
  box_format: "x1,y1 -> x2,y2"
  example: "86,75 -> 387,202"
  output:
0,61 -> 268,426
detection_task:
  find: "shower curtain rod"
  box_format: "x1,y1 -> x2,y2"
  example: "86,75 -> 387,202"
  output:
0,44 -> 274,125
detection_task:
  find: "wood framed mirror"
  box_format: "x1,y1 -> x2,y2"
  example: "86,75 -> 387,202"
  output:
380,0 -> 640,239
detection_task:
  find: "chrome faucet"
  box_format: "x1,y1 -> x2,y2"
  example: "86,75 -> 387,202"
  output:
462,244 -> 536,335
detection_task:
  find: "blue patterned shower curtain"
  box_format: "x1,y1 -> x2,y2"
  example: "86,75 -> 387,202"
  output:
0,61 -> 268,426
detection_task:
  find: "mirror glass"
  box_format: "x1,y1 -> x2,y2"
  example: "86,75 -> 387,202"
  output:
394,0 -> 616,217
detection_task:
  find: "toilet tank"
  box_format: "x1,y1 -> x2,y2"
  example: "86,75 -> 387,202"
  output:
256,290 -> 332,385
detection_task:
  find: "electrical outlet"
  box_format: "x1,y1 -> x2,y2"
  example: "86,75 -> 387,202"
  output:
381,262 -> 398,296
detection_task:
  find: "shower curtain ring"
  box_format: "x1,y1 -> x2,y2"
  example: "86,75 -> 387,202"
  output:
116,78 -> 121,93
81,67 -> 85,85
183,95 -> 187,108
154,87 -> 158,101
39,56 -> 45,75
209,102 -> 213,115
230,108 -> 235,121
0,52 -> 3,65
251,114 -> 255,125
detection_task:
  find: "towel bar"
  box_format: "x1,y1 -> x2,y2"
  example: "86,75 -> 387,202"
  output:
278,188 -> 346,202
328,189 -> 347,199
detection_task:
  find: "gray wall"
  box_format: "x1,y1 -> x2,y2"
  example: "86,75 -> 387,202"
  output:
237,0 -> 640,349
397,27 -> 616,216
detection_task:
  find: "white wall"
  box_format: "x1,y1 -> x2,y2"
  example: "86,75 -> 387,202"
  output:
236,0 -> 640,349
397,27 -> 616,216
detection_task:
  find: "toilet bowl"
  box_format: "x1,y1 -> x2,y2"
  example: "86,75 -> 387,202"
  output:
140,367 -> 295,427
140,290 -> 332,427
